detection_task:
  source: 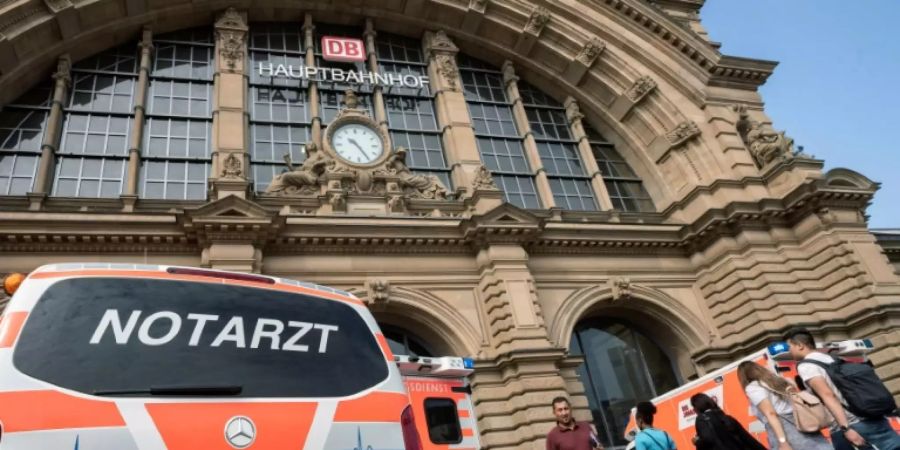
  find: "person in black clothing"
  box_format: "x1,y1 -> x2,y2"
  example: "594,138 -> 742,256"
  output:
691,393 -> 767,450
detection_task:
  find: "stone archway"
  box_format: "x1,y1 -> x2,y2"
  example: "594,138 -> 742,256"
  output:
352,284 -> 482,358
549,282 -> 710,380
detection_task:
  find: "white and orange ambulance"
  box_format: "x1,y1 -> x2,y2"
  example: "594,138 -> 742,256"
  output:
396,355 -> 481,450
623,340 -> 900,449
0,263 -> 425,449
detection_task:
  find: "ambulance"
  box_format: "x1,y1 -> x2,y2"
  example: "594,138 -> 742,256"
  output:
622,340 -> 900,449
0,263 -> 426,449
395,355 -> 481,450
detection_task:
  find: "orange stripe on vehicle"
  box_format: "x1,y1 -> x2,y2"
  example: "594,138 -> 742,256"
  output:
0,390 -> 124,432
146,402 -> 317,450
375,333 -> 394,360
458,408 -> 470,418
30,270 -> 363,306
462,428 -> 474,437
0,311 -> 28,348
334,392 -> 408,422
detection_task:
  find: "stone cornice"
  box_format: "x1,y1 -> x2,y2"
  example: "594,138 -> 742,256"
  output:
707,55 -> 778,89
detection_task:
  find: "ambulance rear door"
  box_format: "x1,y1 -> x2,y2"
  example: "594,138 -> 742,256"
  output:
398,356 -> 481,450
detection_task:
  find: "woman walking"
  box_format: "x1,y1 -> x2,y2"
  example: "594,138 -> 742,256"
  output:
691,393 -> 767,450
633,401 -> 676,450
737,361 -> 831,450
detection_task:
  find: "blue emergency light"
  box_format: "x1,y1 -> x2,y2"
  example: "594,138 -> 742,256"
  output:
767,341 -> 790,356
463,358 -> 474,369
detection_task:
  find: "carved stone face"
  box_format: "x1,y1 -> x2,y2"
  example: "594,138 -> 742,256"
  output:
330,123 -> 385,165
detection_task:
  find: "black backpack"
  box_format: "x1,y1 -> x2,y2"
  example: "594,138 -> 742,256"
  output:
801,358 -> 898,419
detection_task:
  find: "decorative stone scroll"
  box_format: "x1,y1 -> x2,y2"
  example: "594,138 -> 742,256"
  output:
215,8 -> 247,72
625,75 -> 657,103
665,121 -> 701,148
473,165 -> 499,190
609,276 -> 632,301
576,38 -> 605,66
525,6 -> 551,35
427,31 -> 460,92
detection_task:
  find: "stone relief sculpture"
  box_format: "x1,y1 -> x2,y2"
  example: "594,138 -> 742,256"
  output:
382,147 -> 449,200
264,143 -> 329,195
735,106 -> 797,168
745,121 -> 795,167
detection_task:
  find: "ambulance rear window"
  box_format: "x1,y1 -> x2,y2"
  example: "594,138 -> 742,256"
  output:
13,277 -> 388,398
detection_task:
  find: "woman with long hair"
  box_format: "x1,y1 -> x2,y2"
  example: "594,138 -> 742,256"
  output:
691,393 -> 767,450
633,401 -> 676,450
737,361 -> 831,450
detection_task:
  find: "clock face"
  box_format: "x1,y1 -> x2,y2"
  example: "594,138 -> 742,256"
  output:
330,123 -> 384,165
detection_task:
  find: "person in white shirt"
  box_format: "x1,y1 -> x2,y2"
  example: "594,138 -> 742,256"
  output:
738,360 -> 831,450
785,328 -> 900,450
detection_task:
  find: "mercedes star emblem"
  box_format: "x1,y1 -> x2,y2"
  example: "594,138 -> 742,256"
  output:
224,415 -> 256,449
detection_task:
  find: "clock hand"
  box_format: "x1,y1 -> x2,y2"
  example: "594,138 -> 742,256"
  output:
347,138 -> 368,157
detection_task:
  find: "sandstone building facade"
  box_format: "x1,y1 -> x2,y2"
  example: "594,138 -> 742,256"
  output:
0,1 -> 898,449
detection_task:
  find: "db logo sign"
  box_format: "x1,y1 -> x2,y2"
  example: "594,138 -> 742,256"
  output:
322,36 -> 366,62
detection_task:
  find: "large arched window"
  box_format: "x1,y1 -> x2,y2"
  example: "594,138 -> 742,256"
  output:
381,324 -> 435,357
0,20 -> 655,212
570,319 -> 680,449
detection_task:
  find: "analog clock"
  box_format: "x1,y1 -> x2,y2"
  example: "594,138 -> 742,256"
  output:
330,123 -> 385,165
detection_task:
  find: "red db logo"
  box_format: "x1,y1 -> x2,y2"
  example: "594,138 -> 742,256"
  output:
321,36 -> 366,62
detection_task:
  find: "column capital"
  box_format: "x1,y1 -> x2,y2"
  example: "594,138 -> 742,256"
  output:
52,54 -> 71,86
215,8 -> 248,74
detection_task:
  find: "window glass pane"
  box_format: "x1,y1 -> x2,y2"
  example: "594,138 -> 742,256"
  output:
424,398 -> 463,444
571,321 -> 679,448
14,277 -> 389,398
0,110 -> 47,152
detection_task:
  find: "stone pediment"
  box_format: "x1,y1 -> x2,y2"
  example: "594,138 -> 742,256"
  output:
181,195 -> 279,246
460,203 -> 544,245
188,195 -> 272,221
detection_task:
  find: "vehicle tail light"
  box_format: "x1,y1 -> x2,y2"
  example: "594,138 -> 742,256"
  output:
401,405 -> 423,450
166,267 -> 275,284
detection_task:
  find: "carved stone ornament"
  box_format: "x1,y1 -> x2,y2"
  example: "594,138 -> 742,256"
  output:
217,29 -> 244,70
525,6 -> 551,35
215,7 -> 246,29
429,30 -> 459,53
342,89 -> 361,109
435,54 -> 460,91
469,0 -> 488,12
625,75 -> 657,103
52,55 -> 71,85
365,279 -> 391,307
501,60 -> 518,85
215,8 -> 247,71
265,142 -> 329,196
609,277 -> 632,301
380,147 -> 450,200
744,121 -> 795,168
576,38 -> 605,66
564,97 -> 584,124
329,192 -> 346,211
473,165 -> 499,190
665,121 -> 701,148
221,153 -> 242,178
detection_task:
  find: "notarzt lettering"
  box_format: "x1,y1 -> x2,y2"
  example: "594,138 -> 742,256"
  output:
89,309 -> 339,353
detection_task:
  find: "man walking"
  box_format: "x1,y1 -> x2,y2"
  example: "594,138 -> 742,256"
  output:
546,397 -> 605,450
785,328 -> 900,450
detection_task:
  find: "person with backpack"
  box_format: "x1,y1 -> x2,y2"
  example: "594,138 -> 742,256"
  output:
738,361 -> 832,450
633,401 -> 676,450
784,328 -> 900,450
690,393 -> 768,450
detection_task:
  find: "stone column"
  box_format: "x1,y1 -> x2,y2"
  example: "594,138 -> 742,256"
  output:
471,240 -> 571,450
502,60 -> 555,208
28,54 -> 71,210
364,19 -> 390,144
424,30 -> 481,197
564,96 -> 613,210
210,8 -> 250,200
304,14 -> 322,148
121,27 -> 153,210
